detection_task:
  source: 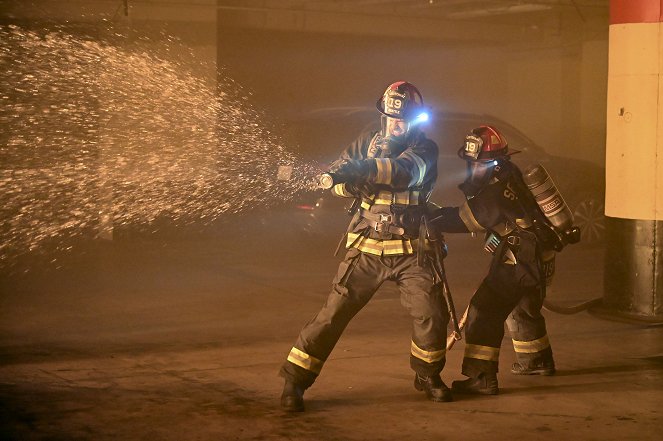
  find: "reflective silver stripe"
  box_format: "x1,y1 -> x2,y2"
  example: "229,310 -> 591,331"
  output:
375,158 -> 392,185
287,347 -> 324,374
401,151 -> 426,187
512,335 -> 551,354
411,341 -> 446,363
459,201 -> 484,232
332,183 -> 353,198
464,344 -> 500,361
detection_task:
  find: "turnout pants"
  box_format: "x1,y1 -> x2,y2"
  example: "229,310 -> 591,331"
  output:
280,248 -> 449,389
461,238 -> 553,378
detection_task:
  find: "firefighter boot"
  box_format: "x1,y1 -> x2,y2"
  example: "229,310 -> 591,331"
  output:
414,374 -> 453,402
511,361 -> 556,376
452,373 -> 499,395
280,380 -> 305,412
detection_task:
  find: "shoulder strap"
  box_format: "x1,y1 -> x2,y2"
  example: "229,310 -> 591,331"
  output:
366,133 -> 382,159
503,162 -> 563,250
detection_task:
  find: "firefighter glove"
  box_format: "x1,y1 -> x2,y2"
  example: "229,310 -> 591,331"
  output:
330,159 -> 369,185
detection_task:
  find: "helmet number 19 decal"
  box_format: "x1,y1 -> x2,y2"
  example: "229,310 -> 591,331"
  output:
385,96 -> 404,116
464,134 -> 483,160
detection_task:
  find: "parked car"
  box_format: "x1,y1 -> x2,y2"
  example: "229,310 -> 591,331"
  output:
276,107 -> 605,248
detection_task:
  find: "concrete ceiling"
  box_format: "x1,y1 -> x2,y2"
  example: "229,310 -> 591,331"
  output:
241,0 -> 608,21
217,0 -> 609,45
0,1 -> 610,46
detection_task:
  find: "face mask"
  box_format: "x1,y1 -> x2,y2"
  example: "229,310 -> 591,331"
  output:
381,115 -> 409,141
459,161 -> 496,196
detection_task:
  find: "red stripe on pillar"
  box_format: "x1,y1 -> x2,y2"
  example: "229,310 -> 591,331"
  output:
610,0 -> 663,24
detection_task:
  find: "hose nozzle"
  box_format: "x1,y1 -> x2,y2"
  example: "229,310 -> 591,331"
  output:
318,173 -> 336,190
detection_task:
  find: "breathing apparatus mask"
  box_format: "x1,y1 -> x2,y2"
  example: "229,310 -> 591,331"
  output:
460,158 -> 503,197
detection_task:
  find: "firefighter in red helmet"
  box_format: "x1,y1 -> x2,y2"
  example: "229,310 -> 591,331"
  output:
279,81 -> 452,411
429,125 -> 556,395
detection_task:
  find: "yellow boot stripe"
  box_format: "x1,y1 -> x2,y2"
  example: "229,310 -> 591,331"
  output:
287,347 -> 324,374
512,335 -> 551,354
411,341 -> 446,363
464,344 -> 500,361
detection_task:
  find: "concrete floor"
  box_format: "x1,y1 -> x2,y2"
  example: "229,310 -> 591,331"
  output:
0,231 -> 661,440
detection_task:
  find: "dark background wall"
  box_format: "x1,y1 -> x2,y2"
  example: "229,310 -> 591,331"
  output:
217,2 -> 609,166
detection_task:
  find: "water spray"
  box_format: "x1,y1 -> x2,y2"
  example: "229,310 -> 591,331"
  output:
0,25 -> 322,269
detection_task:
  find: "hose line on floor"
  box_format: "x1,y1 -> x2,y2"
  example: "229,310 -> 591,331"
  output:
542,298 -> 602,315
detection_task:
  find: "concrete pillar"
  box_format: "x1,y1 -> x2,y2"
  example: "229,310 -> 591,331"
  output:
598,0 -> 663,322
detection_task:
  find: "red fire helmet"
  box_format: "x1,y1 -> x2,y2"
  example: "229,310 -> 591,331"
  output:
459,125 -> 517,162
376,81 -> 424,121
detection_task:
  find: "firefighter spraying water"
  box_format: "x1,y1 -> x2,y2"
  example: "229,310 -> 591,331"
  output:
280,81 -> 456,412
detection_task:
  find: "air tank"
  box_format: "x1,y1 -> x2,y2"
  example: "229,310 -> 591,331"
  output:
522,164 -> 574,232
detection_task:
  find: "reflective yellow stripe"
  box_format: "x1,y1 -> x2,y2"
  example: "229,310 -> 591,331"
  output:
383,239 -> 412,255
374,190 -> 393,205
512,335 -> 551,354
345,233 -> 382,256
286,347 -> 324,374
393,190 -> 420,205
492,222 -> 512,236
411,341 -> 446,363
392,192 -> 409,205
373,190 -> 420,206
375,158 -> 392,184
464,344 -> 500,361
459,201 -> 484,232
346,232 -> 424,256
360,194 -> 376,210
401,151 -> 427,186
332,183 -> 353,198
